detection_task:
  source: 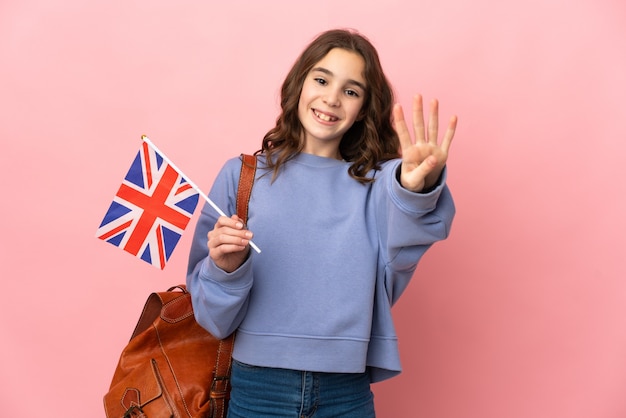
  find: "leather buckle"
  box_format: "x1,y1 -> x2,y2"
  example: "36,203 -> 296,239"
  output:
210,375 -> 230,399
123,405 -> 145,418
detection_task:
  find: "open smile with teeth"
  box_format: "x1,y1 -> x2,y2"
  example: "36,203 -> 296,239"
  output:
313,109 -> 339,122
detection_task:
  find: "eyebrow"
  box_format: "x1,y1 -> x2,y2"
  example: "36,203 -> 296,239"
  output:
311,67 -> 367,92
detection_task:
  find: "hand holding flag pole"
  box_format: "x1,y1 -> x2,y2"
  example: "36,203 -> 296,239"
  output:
97,135 -> 260,270
141,136 -> 261,254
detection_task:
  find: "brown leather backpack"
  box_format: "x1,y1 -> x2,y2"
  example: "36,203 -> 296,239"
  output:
103,154 -> 257,418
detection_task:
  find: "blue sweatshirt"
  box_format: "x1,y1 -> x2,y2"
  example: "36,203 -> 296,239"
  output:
187,152 -> 455,382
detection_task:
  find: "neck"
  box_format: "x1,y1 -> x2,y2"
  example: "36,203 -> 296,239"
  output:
301,141 -> 342,160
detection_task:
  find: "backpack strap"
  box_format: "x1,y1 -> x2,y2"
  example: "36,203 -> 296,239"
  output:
210,153 -> 257,418
236,154 -> 257,224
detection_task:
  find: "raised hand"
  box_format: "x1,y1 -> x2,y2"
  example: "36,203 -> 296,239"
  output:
393,94 -> 457,192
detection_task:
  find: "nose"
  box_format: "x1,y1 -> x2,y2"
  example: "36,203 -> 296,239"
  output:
323,89 -> 341,107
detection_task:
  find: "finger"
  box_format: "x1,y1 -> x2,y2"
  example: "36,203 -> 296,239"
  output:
210,241 -> 249,264
209,228 -> 252,250
210,215 -> 252,239
412,95 -> 426,143
215,214 -> 244,230
393,103 -> 413,150
215,233 -> 251,249
440,115 -> 458,153
230,213 -> 245,228
428,99 -> 439,144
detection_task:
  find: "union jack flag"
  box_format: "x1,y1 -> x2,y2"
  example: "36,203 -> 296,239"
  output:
96,140 -> 200,269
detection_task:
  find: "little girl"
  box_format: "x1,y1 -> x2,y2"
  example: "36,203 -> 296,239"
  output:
187,28 -> 457,417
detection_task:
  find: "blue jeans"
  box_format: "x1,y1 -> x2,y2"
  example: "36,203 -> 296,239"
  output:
227,360 -> 376,418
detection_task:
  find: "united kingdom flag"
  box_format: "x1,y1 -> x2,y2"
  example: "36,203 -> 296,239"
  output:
96,140 -> 200,269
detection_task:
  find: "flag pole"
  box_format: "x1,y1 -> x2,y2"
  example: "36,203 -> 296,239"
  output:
141,135 -> 261,254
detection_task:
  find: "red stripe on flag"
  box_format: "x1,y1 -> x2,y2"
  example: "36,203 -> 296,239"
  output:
116,164 -> 189,256
97,220 -> 133,241
156,225 -> 166,269
143,141 -> 153,189
175,183 -> 193,195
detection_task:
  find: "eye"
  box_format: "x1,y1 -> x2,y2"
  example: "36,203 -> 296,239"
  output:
345,89 -> 360,98
314,77 -> 327,86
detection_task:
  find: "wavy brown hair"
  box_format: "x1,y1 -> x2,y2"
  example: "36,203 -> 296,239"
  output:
256,29 -> 400,184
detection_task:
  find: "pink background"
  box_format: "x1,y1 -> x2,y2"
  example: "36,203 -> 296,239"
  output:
2,1 -> 625,417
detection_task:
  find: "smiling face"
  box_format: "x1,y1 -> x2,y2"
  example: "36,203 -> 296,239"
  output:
297,48 -> 367,158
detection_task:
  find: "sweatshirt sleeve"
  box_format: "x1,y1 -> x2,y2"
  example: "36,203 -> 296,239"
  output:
186,157 -> 254,339
375,159 -> 455,305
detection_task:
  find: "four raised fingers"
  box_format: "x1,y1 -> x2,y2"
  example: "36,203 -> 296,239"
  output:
401,94 -> 456,150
